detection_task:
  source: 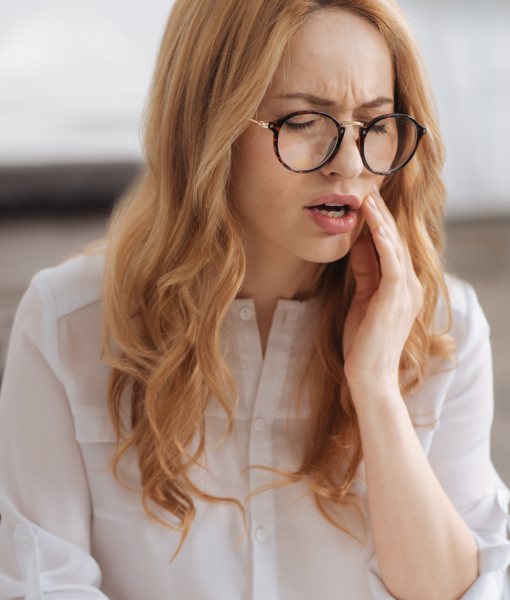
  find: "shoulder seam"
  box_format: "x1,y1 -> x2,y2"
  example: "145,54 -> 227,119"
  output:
28,255 -> 104,320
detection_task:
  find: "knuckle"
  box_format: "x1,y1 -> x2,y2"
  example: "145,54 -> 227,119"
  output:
388,266 -> 404,283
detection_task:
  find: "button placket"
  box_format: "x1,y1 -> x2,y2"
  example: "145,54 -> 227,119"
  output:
254,417 -> 265,431
254,526 -> 268,542
248,302 -> 300,600
14,523 -> 41,581
230,299 -> 264,417
239,306 -> 253,321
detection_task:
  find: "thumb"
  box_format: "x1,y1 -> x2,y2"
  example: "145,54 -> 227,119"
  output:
349,233 -> 380,300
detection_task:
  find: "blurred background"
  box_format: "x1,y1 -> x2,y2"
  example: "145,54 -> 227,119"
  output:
0,1 -> 509,482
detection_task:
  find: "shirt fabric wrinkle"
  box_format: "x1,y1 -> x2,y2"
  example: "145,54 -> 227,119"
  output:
0,253 -> 509,600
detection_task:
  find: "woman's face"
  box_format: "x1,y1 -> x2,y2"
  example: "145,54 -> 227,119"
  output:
230,8 -> 395,269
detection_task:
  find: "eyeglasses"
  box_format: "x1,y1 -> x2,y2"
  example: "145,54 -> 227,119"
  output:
249,111 -> 427,176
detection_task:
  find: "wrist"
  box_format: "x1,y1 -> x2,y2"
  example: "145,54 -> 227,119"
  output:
347,380 -> 402,411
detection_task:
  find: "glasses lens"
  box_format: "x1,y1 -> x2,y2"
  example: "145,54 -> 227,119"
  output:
364,116 -> 418,174
278,113 -> 338,171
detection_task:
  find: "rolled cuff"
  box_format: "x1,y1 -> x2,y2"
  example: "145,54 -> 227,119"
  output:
0,521 -> 110,600
366,553 -> 396,598
460,486 -> 510,599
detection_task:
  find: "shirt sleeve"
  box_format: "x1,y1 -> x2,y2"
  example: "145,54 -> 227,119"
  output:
366,280 -> 510,600
426,282 -> 510,598
0,273 -> 110,599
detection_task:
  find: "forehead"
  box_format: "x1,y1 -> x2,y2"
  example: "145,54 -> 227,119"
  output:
268,8 -> 394,108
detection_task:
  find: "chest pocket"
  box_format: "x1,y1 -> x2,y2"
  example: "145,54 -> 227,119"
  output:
71,409 -> 119,480
72,408 -> 145,522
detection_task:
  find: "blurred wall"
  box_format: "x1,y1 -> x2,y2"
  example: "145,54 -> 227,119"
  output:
1,0 -> 509,218
0,0 -> 171,164
399,0 -> 510,218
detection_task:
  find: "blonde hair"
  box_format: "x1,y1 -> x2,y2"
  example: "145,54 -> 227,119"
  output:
101,0 -> 454,560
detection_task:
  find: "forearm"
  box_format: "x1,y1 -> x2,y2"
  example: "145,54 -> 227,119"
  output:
351,386 -> 479,600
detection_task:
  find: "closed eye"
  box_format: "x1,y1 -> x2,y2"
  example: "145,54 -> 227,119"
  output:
285,120 -> 316,131
370,124 -> 388,134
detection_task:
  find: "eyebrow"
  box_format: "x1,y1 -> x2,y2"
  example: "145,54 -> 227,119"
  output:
271,92 -> 394,109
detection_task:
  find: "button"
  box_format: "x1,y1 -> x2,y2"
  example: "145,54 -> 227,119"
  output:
254,527 -> 267,542
254,417 -> 265,431
239,306 -> 253,321
18,535 -> 32,550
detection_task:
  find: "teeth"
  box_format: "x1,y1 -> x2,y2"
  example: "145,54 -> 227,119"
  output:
312,208 -> 346,218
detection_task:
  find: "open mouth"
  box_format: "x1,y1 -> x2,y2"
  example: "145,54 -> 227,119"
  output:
307,204 -> 350,218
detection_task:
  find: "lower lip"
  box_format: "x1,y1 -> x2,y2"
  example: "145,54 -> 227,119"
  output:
304,207 -> 358,234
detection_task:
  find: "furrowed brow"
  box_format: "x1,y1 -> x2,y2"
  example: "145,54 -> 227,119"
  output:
360,97 -> 394,109
272,92 -> 336,107
271,92 -> 394,109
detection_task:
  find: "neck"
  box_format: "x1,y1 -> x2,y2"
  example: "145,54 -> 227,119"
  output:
235,241 -> 324,357
237,247 -> 322,316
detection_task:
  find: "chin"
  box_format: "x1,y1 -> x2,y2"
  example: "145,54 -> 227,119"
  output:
323,239 -> 355,261
301,247 -> 351,264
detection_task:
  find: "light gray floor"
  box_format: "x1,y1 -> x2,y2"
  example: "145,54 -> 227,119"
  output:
0,215 -> 509,485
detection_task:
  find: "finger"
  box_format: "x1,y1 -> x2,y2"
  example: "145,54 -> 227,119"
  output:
370,184 -> 395,223
402,242 -> 424,310
370,185 -> 400,239
369,186 -> 405,265
349,234 -> 380,299
361,193 -> 399,255
360,196 -> 403,284
373,190 -> 416,283
366,189 -> 423,309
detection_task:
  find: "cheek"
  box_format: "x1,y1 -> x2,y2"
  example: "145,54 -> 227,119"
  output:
232,132 -> 296,215
234,129 -> 273,175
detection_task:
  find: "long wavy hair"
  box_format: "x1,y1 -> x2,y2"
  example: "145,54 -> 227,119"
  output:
101,0 -> 454,560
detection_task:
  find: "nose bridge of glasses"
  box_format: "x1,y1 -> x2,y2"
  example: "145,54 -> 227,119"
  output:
324,120 -> 365,175
337,119 -> 365,143
339,120 -> 366,129
334,119 -> 364,153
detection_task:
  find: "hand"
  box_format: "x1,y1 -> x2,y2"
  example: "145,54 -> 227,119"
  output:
342,185 -> 423,396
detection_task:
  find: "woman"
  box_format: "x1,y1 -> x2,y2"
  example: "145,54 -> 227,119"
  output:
0,1 -> 509,598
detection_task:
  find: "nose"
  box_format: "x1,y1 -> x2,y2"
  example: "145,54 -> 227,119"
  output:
320,126 -> 364,179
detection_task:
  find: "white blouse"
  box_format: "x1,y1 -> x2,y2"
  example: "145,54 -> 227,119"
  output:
0,253 -> 509,600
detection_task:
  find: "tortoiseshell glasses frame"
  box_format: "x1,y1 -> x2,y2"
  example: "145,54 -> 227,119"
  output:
249,110 -> 427,176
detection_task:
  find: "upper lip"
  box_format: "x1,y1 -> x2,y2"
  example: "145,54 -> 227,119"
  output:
304,194 -> 362,210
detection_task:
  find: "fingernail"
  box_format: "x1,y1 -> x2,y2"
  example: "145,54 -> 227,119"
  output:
378,225 -> 387,238
367,195 -> 376,209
